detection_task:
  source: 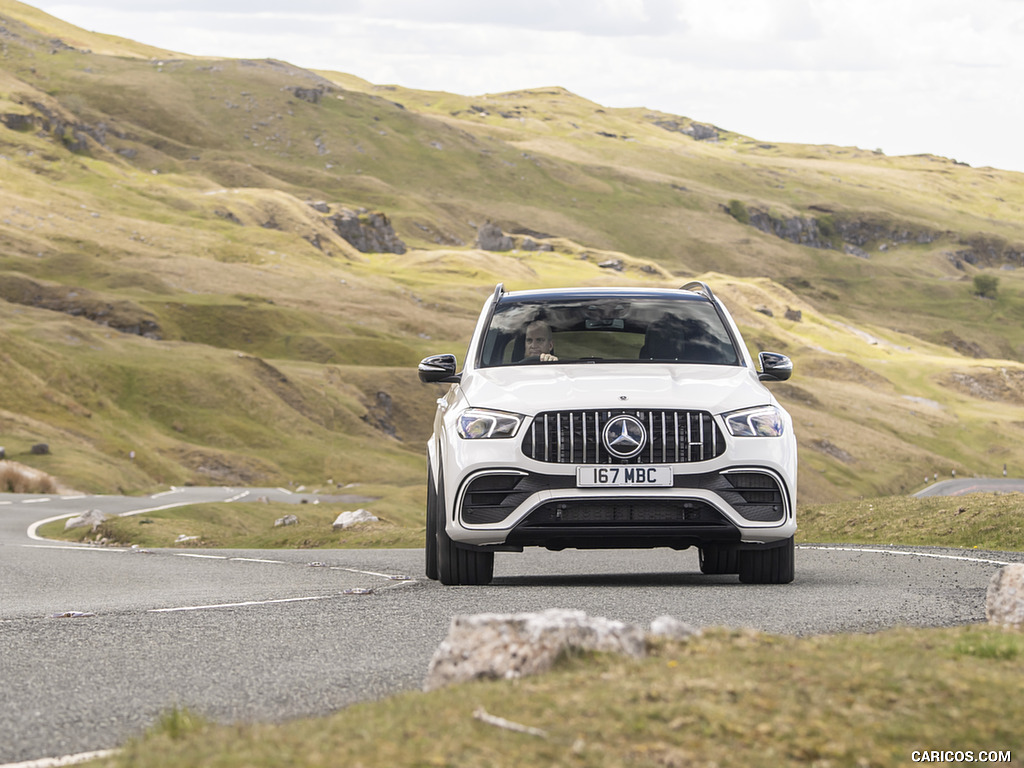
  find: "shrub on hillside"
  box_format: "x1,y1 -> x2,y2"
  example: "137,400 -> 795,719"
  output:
0,461 -> 59,494
727,199 -> 750,224
973,274 -> 999,299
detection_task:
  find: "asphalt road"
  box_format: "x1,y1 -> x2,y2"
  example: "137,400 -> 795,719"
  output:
2,487 -> 1022,765
914,476 -> 1024,497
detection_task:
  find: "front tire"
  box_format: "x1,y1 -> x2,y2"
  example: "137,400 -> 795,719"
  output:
425,462 -> 439,581
698,545 -> 739,575
435,472 -> 494,585
738,537 -> 795,584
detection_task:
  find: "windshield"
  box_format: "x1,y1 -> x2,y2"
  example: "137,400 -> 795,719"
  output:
478,296 -> 741,368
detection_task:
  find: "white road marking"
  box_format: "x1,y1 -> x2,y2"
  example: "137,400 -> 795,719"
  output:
25,493 -> 249,540
798,544 -> 1013,567
117,500 -> 215,519
22,498 -> 51,504
25,514 -> 77,540
332,566 -> 406,579
172,553 -> 227,560
275,487 -> 293,495
0,749 -> 118,768
21,544 -> 128,553
150,488 -> 182,498
225,490 -> 250,502
149,594 -> 334,613
25,499 -> 206,541
230,557 -> 286,564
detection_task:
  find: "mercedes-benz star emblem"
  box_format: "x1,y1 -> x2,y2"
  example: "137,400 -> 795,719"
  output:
602,415 -> 646,459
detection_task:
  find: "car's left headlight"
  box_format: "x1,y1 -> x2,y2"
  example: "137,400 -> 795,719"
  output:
456,408 -> 524,439
723,406 -> 785,437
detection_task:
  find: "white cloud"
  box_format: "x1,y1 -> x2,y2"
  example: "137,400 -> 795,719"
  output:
33,0 -> 1024,171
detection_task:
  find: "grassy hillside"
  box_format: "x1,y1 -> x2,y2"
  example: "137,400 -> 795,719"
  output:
2,0 -> 1024,501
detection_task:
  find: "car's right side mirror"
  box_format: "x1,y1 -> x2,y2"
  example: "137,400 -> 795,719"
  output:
758,351 -> 793,382
418,353 -> 461,384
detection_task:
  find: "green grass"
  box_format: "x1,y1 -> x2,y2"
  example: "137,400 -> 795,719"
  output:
799,492 -> 1024,551
89,625 -> 1023,768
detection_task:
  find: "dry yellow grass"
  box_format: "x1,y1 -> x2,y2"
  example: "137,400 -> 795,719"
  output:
0,460 -> 59,493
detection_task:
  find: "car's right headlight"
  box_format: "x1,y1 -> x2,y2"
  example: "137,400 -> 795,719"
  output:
456,408 -> 524,439
723,405 -> 785,437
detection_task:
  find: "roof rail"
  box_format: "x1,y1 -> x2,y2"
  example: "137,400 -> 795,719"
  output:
492,283 -> 505,302
680,281 -> 715,301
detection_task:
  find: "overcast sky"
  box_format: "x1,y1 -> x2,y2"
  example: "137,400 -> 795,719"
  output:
35,0 -> 1024,173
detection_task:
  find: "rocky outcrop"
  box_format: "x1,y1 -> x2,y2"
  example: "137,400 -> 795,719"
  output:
832,217 -> 940,248
361,390 -> 399,439
476,222 -> 515,251
742,207 -> 834,249
649,116 -> 720,141
0,93 -> 121,154
518,236 -> 553,252
327,209 -> 407,254
0,276 -> 162,338
730,204 -> 1024,269
287,86 -> 326,104
476,223 -> 556,252
945,368 -> 1024,405
952,234 -> 1024,269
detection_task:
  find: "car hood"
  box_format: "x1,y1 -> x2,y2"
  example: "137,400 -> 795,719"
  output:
461,363 -> 774,415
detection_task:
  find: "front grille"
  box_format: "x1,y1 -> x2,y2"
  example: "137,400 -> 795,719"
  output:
523,409 -> 725,465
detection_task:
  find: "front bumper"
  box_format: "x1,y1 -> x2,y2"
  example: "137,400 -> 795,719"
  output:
446,464 -> 796,550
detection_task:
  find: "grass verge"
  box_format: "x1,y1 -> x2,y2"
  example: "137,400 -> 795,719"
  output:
798,492 -> 1024,552
93,626 -> 1022,768
38,490 -> 1024,554
37,484 -> 425,549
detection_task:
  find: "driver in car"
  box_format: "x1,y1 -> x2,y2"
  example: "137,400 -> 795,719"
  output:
524,320 -> 558,362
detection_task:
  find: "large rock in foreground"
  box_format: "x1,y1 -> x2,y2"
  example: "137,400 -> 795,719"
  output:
423,609 -> 647,691
986,564 -> 1024,630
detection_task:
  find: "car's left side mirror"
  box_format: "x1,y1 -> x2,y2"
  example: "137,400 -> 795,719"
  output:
418,353 -> 461,384
758,351 -> 793,382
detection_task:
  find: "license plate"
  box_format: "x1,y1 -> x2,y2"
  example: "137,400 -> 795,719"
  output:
576,466 -> 672,487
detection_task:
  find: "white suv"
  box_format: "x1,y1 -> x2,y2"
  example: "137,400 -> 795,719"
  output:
418,282 -> 797,585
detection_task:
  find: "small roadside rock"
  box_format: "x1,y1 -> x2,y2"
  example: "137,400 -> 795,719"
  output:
332,509 -> 379,530
64,509 -> 107,532
274,514 -> 299,527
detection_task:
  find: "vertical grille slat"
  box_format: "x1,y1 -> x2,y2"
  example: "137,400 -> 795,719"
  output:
524,409 -> 725,465
648,411 -> 655,463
